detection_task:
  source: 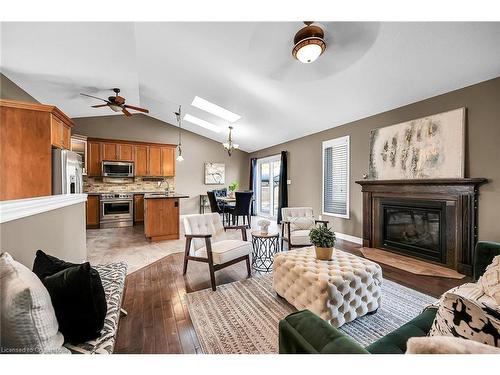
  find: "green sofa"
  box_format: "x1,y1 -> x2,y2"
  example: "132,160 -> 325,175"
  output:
279,241 -> 500,354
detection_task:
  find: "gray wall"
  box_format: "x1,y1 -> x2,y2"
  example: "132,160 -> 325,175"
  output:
73,115 -> 250,214
250,77 -> 500,242
0,73 -> 39,103
0,203 -> 87,268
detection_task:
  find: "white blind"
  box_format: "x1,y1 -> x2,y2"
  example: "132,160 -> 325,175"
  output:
323,136 -> 349,218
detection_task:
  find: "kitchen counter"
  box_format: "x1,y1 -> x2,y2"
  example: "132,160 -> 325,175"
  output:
85,191 -> 174,195
143,194 -> 189,241
144,193 -> 189,199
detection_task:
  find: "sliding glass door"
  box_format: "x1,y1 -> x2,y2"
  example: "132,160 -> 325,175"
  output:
256,155 -> 281,219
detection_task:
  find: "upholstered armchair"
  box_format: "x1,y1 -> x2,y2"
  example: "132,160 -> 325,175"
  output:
281,207 -> 328,250
182,213 -> 252,291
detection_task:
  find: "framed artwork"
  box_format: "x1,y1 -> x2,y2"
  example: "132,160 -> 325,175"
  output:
204,163 -> 225,185
369,108 -> 465,180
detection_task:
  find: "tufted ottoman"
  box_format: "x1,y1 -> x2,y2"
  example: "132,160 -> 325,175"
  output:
273,247 -> 383,327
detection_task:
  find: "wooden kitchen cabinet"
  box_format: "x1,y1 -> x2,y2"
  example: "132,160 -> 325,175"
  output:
87,141 -> 101,176
118,143 -> 134,161
144,197 -> 180,241
51,115 -> 71,149
148,146 -> 162,176
62,124 -> 71,150
135,145 -> 148,176
161,146 -> 176,177
0,99 -> 74,200
134,194 -> 145,222
102,142 -> 118,161
86,195 -> 100,228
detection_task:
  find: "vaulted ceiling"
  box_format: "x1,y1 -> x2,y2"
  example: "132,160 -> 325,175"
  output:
2,22 -> 500,152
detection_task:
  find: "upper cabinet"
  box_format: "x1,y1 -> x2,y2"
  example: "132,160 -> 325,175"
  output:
0,99 -> 74,201
86,138 -> 176,177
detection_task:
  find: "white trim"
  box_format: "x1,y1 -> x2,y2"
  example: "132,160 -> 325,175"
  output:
335,232 -> 363,245
256,154 -> 281,219
322,135 -> 350,219
0,194 -> 88,224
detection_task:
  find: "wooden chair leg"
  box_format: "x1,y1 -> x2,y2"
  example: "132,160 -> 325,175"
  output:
183,237 -> 192,275
208,261 -> 217,291
245,255 -> 252,278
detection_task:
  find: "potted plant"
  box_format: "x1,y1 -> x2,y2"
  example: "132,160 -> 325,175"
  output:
228,181 -> 239,198
309,225 -> 336,260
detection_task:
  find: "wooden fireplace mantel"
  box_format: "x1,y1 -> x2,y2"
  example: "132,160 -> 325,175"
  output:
355,178 -> 488,276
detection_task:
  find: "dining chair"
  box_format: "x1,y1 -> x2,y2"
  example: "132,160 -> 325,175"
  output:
227,191 -> 253,228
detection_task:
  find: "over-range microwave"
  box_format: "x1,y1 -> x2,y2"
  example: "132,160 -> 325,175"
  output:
102,161 -> 134,177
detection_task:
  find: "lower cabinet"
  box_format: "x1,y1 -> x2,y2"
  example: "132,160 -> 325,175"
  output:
134,194 -> 144,222
86,195 -> 100,228
144,198 -> 179,241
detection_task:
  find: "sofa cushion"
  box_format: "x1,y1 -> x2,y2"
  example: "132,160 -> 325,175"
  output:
32,249 -> 78,279
195,239 -> 252,264
290,230 -> 313,246
478,255 -> 500,305
406,336 -> 500,354
0,252 -> 69,354
289,217 -> 315,232
429,292 -> 500,348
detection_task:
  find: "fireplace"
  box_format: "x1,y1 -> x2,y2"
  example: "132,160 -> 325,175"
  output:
356,179 -> 487,276
380,199 -> 446,264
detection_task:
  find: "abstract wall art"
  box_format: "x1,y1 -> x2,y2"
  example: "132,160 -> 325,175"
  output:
204,162 -> 226,185
369,108 -> 465,180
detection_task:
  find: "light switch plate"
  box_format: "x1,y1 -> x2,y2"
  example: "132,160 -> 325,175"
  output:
287,179 -> 291,185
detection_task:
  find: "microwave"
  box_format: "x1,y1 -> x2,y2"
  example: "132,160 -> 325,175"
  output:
102,161 -> 134,177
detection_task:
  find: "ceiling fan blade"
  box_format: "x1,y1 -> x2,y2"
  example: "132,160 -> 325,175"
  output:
123,104 -> 149,113
91,104 -> 109,108
80,93 -> 108,102
122,108 -> 133,117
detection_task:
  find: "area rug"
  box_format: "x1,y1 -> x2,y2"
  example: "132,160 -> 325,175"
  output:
185,274 -> 437,354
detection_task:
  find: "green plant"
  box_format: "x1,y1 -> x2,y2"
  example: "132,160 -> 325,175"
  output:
309,225 -> 336,248
228,181 -> 239,192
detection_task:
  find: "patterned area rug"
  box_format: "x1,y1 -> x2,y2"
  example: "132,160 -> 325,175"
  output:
186,274 -> 436,354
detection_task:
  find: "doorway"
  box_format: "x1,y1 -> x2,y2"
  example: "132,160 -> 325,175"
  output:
256,155 -> 281,219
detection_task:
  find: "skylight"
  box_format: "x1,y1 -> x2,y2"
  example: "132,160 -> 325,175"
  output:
183,114 -> 222,133
191,96 -> 241,123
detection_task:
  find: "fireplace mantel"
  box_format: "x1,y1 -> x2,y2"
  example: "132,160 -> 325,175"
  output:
355,178 -> 487,276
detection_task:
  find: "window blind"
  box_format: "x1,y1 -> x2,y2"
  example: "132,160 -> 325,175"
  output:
323,136 -> 349,218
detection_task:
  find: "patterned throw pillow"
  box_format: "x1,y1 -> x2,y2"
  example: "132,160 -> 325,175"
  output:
429,292 -> 500,348
289,216 -> 315,231
479,255 -> 500,305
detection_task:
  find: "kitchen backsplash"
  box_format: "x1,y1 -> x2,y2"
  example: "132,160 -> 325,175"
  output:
84,176 -> 175,193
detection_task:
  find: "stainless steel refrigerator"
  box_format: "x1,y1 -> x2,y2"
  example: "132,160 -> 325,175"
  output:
52,149 -> 83,194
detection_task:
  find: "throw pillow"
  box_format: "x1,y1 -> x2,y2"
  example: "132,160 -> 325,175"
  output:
289,216 -> 315,232
478,255 -> 500,305
33,251 -> 107,343
428,292 -> 500,347
0,252 -> 69,354
406,336 -> 500,354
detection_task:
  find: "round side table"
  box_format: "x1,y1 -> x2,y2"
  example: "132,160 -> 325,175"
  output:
251,231 -> 280,272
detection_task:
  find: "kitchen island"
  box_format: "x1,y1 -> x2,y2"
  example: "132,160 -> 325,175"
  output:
144,193 -> 189,241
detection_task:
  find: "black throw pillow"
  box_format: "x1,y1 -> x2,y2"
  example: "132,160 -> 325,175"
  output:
32,250 -> 107,343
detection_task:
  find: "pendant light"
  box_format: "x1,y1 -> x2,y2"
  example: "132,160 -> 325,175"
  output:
174,105 -> 184,162
222,125 -> 239,156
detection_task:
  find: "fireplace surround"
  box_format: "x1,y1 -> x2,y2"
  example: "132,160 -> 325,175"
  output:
356,178 -> 487,276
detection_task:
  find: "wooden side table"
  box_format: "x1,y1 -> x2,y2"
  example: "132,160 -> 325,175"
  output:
251,231 -> 280,272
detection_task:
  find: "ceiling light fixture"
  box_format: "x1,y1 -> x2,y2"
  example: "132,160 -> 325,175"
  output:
183,114 -> 222,133
191,96 -> 241,123
174,105 -> 184,162
222,126 -> 239,157
292,22 -> 327,64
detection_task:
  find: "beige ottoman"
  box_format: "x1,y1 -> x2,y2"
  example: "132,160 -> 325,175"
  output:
273,247 -> 383,327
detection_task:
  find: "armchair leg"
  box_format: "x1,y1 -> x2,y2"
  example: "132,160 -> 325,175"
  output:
183,257 -> 189,275
183,237 -> 192,275
208,262 -> 217,291
245,254 -> 252,278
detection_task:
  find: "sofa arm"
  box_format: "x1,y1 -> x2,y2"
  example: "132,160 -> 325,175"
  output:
279,310 -> 369,354
474,241 -> 500,281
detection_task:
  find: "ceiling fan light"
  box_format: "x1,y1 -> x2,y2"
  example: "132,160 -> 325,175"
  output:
109,104 -> 122,112
293,38 -> 326,63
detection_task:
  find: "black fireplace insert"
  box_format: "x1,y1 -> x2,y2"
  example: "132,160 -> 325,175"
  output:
380,199 -> 446,264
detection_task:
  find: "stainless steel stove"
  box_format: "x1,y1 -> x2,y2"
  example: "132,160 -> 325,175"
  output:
100,192 -> 134,228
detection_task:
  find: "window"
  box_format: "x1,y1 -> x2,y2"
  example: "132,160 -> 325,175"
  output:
322,136 -> 350,219
256,154 -> 281,218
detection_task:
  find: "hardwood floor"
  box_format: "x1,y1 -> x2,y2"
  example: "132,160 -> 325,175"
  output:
113,239 -> 472,354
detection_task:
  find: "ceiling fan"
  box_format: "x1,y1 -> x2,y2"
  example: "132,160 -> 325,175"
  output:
80,88 -> 149,117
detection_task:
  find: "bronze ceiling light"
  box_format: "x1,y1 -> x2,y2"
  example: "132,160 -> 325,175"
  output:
292,22 -> 327,64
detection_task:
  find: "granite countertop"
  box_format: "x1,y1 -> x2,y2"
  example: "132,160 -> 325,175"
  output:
86,191 -> 174,196
144,193 -> 189,199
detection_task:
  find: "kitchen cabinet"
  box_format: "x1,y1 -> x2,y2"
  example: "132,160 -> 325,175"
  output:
118,143 -> 134,161
0,99 -> 74,200
135,145 -> 148,176
148,146 -> 162,176
86,195 -> 100,228
87,141 -> 101,176
144,197 -> 180,241
102,143 -> 118,161
161,146 -> 176,177
134,194 -> 145,222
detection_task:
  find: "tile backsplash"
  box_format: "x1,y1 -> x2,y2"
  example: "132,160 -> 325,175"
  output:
84,176 -> 175,193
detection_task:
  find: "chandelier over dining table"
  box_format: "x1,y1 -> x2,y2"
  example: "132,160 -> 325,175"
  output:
222,125 -> 239,156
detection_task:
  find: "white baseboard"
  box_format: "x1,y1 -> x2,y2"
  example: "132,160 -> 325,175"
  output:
335,232 -> 363,245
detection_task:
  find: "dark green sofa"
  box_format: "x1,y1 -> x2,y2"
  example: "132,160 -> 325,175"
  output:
279,241 -> 500,354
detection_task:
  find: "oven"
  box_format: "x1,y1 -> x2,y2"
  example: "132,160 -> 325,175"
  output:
102,161 -> 134,178
100,193 -> 134,228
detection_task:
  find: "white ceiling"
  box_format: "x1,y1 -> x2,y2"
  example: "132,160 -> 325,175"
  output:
2,22 -> 500,152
